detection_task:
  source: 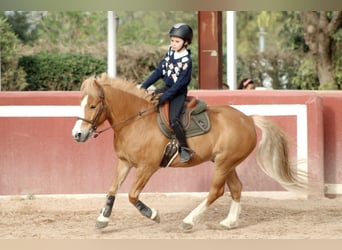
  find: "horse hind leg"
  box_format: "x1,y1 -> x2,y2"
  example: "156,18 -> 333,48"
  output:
182,168 -> 226,231
219,169 -> 242,229
182,198 -> 210,231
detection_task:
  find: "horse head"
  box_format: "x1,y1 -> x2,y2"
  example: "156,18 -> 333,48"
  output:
72,76 -> 108,142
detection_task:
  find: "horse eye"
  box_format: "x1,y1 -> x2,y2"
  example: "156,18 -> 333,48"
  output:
90,104 -> 97,109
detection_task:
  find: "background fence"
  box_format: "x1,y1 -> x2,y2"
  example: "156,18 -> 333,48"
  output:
1,90 -> 341,198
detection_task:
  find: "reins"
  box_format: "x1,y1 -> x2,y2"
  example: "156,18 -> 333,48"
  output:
92,106 -> 156,138
77,80 -> 156,139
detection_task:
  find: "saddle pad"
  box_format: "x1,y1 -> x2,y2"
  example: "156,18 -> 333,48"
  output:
157,110 -> 211,139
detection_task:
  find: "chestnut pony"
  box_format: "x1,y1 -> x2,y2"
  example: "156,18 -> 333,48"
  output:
72,73 -> 306,230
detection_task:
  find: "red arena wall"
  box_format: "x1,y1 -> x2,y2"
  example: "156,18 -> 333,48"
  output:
0,90 -> 340,197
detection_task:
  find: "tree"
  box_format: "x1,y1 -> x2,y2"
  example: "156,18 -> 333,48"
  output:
5,11 -> 340,91
34,11 -> 199,86
236,11 -> 342,90
2,11 -> 40,45
236,11 -> 304,89
300,11 -> 342,89
36,11 -> 107,56
0,17 -> 27,90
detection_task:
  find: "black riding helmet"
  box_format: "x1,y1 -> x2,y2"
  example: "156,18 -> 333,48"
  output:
169,23 -> 193,45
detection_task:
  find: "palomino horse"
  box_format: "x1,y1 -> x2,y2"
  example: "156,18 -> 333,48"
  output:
72,73 -> 306,230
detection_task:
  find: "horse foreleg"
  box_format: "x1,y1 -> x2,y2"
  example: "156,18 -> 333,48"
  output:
219,169 -> 242,229
129,166 -> 160,223
134,199 -> 160,223
96,194 -> 115,229
96,159 -> 132,229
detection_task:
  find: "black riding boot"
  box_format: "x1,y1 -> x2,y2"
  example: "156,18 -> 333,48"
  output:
172,121 -> 192,162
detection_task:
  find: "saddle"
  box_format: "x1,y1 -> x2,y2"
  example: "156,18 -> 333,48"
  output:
157,96 -> 210,167
157,96 -> 211,139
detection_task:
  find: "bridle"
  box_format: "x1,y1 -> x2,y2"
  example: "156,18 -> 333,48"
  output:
76,91 -> 155,139
76,95 -> 106,134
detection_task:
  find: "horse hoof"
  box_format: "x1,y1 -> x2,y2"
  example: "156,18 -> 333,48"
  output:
181,222 -> 193,232
219,220 -> 239,229
152,213 -> 160,223
95,220 -> 109,229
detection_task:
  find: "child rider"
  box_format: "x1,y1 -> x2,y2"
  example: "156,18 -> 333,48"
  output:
141,23 -> 194,163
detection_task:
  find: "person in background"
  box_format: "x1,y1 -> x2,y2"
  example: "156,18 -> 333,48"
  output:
238,78 -> 255,90
141,23 -> 194,163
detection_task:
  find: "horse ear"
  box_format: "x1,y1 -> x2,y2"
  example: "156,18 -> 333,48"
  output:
80,76 -> 90,91
93,79 -> 105,98
100,72 -> 108,80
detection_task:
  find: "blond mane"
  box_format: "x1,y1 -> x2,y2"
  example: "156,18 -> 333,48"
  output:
80,73 -> 152,104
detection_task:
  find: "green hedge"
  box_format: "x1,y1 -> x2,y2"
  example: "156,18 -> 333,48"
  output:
18,52 -> 106,90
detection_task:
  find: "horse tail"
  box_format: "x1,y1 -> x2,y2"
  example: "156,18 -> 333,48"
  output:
251,115 -> 307,194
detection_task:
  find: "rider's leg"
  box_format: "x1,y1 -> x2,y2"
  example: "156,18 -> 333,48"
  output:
170,94 -> 192,163
172,120 -> 192,162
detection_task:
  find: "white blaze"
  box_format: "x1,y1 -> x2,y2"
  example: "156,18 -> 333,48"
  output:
72,95 -> 88,135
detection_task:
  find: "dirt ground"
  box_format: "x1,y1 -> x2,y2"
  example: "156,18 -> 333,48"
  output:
1,193 -> 342,239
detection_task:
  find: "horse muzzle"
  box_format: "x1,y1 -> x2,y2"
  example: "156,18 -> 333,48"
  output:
72,128 -> 93,142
